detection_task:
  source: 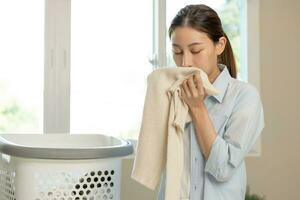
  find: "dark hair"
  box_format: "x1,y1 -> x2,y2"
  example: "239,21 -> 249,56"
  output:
168,4 -> 237,78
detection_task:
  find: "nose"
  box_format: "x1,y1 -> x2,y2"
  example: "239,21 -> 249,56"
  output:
181,52 -> 193,68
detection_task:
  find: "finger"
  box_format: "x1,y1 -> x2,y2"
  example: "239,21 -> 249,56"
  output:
182,80 -> 191,98
203,88 -> 208,98
194,73 -> 203,87
187,75 -> 198,97
195,73 -> 204,95
179,85 -> 186,100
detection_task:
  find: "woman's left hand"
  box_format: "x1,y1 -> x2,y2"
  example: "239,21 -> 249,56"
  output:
179,73 -> 207,111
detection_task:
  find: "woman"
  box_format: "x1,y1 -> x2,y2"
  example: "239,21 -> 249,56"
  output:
157,4 -> 265,200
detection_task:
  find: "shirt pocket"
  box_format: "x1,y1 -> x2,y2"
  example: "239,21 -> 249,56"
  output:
209,113 -> 229,136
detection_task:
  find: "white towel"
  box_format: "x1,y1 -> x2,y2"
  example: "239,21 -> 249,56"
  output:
131,66 -> 219,200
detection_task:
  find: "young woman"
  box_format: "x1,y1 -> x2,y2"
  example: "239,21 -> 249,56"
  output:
157,4 -> 265,200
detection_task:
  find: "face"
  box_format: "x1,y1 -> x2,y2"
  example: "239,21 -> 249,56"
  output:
171,26 -> 226,77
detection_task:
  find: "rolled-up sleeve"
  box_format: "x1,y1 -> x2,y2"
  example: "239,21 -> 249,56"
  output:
204,84 -> 265,182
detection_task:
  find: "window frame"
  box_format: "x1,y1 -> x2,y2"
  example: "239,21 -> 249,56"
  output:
44,0 -> 71,134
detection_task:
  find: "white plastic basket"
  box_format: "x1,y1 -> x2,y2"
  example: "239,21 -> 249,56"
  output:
0,134 -> 133,200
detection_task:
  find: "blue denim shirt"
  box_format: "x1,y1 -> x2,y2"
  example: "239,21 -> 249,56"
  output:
157,64 -> 265,200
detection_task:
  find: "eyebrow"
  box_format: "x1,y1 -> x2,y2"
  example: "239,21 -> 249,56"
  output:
172,42 -> 203,47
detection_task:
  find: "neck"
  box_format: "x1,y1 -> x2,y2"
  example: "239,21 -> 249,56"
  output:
209,66 -> 221,83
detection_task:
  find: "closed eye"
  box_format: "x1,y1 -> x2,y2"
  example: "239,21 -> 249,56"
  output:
191,50 -> 201,54
173,52 -> 183,55
173,50 -> 202,55
173,51 -> 182,55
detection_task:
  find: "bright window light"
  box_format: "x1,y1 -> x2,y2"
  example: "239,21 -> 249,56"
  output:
0,0 -> 44,134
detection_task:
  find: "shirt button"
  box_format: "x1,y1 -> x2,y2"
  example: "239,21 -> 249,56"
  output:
194,185 -> 197,190
194,157 -> 197,162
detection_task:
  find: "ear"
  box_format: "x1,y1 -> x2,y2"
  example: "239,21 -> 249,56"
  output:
216,36 -> 227,55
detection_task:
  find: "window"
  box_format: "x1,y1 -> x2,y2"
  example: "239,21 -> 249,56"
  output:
0,0 -> 44,134
70,0 -> 153,139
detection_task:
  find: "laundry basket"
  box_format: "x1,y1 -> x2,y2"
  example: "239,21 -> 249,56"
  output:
0,133 -> 133,200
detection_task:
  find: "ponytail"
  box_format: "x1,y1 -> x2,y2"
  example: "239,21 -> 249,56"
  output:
218,33 -> 237,78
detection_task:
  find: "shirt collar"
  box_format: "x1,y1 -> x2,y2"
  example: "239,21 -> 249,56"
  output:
210,63 -> 232,103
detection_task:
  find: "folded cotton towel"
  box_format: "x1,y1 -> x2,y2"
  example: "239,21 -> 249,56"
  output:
131,66 -> 219,200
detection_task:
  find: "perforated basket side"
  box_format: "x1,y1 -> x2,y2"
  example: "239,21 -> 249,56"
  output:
33,169 -> 118,200
0,154 -> 16,200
